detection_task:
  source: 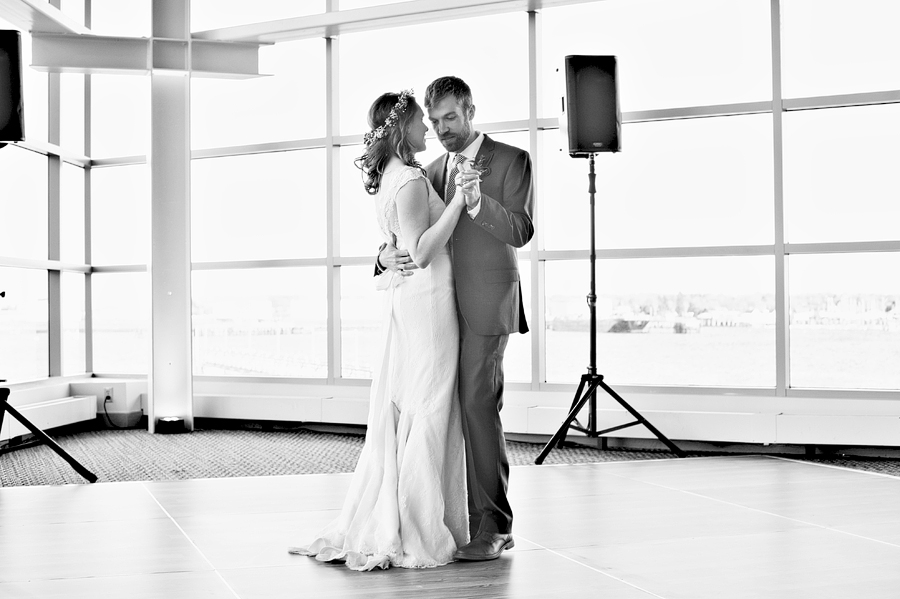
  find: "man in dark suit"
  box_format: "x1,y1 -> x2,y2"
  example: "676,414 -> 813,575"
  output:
379,76 -> 534,561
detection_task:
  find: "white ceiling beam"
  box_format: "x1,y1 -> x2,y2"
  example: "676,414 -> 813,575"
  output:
32,33 -> 148,74
0,0 -> 89,34
30,32 -> 268,78
191,39 -> 271,79
191,0 -> 594,43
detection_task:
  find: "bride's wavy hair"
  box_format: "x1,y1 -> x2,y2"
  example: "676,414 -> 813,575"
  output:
356,92 -> 423,196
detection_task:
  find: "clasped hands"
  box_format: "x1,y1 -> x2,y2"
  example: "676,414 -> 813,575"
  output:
379,163 -> 482,276
455,162 -> 482,209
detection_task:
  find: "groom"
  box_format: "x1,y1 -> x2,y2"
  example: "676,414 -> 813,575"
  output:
377,76 -> 534,561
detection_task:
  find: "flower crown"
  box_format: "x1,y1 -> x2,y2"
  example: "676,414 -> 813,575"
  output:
363,89 -> 413,147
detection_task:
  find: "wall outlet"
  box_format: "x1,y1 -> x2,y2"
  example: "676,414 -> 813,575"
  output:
104,387 -> 114,403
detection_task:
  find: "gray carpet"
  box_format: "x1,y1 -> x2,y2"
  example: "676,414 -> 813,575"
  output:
0,423 -> 676,486
1,423 -> 897,487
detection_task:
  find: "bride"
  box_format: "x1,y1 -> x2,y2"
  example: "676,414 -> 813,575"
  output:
289,90 -> 470,570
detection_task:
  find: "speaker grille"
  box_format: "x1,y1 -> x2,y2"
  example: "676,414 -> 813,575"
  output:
564,55 -> 620,155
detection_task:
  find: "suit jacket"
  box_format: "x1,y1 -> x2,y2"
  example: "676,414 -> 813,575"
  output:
426,135 -> 535,336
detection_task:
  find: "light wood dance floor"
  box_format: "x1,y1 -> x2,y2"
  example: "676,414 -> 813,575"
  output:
2,455 -> 899,598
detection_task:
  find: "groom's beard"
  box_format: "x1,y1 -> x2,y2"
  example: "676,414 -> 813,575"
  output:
438,121 -> 473,153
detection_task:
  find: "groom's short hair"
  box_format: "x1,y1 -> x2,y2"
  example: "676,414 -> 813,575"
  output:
424,76 -> 474,114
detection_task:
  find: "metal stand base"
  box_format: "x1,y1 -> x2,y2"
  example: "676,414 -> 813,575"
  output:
535,373 -> 686,464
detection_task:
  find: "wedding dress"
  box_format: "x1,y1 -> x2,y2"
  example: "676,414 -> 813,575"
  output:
289,166 -> 468,570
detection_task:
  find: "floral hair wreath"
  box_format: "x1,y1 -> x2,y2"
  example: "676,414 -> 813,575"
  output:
363,89 -> 414,147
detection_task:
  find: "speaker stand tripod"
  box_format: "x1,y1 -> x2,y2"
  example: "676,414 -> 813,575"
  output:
535,155 -> 686,464
0,384 -> 98,483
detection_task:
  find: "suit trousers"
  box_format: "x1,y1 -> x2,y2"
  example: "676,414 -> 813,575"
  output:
457,312 -> 513,537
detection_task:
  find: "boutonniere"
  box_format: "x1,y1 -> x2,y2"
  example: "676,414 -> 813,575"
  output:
467,155 -> 490,178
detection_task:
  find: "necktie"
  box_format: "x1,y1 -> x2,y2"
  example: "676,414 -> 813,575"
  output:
445,154 -> 466,204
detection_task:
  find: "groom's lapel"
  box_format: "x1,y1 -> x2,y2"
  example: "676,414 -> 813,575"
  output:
474,135 -> 495,181
433,154 -> 450,201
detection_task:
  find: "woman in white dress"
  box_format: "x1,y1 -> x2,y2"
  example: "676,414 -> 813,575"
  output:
289,90 -> 470,571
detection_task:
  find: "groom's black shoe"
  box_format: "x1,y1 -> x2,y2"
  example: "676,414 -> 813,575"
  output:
453,531 -> 515,561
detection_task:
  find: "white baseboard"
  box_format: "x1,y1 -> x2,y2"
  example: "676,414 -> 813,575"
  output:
6,378 -> 898,449
194,393 -> 368,425
191,386 -> 900,448
1,395 -> 97,442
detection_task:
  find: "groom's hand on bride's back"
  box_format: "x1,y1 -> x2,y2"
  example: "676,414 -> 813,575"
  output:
377,237 -> 418,277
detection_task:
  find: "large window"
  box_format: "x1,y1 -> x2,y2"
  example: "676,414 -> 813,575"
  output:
88,0 -> 150,37
91,273 -> 149,375
540,118 -> 774,251
788,253 -> 900,390
192,267 -> 327,377
0,148 -> 48,261
0,132 -> 49,384
780,0 -> 900,98
540,0 -> 772,115
0,21 -> 90,383
782,104 -> 900,244
337,13 -> 530,135
5,0 -> 899,399
191,39 -> 325,150
0,267 -> 48,382
61,271 -> 86,376
60,163 -> 85,264
60,73 -> 85,156
90,75 -> 149,160
546,257 -> 775,387
91,165 -> 150,265
190,0 -> 322,32
191,151 -> 326,262
340,265 -> 381,379
339,145 -> 385,259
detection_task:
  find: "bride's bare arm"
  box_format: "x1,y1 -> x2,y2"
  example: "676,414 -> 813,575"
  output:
395,178 -> 464,269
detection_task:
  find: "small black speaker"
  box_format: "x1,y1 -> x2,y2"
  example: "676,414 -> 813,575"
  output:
1,30 -> 25,144
564,55 -> 620,156
156,416 -> 186,434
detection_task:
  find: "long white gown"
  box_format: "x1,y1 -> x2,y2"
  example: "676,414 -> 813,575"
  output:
289,166 -> 468,570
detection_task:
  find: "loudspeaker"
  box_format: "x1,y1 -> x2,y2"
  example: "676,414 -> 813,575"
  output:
564,55 -> 620,156
0,30 -> 25,144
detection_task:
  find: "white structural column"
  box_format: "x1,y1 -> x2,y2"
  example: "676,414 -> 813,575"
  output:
22,0 -> 264,433
148,0 -> 193,432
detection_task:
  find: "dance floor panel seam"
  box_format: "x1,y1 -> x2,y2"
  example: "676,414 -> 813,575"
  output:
600,472 -> 900,549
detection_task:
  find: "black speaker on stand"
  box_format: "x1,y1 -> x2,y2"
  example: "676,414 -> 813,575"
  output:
1,29 -> 25,148
563,54 -> 620,156
536,55 -> 684,464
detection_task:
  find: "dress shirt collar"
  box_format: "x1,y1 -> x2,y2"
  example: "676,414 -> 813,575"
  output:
448,131 -> 485,174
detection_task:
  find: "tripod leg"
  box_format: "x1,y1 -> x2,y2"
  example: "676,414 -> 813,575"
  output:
535,377 -> 604,465
0,388 -> 8,440
556,375 -> 589,448
598,379 -> 686,458
0,396 -> 98,483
